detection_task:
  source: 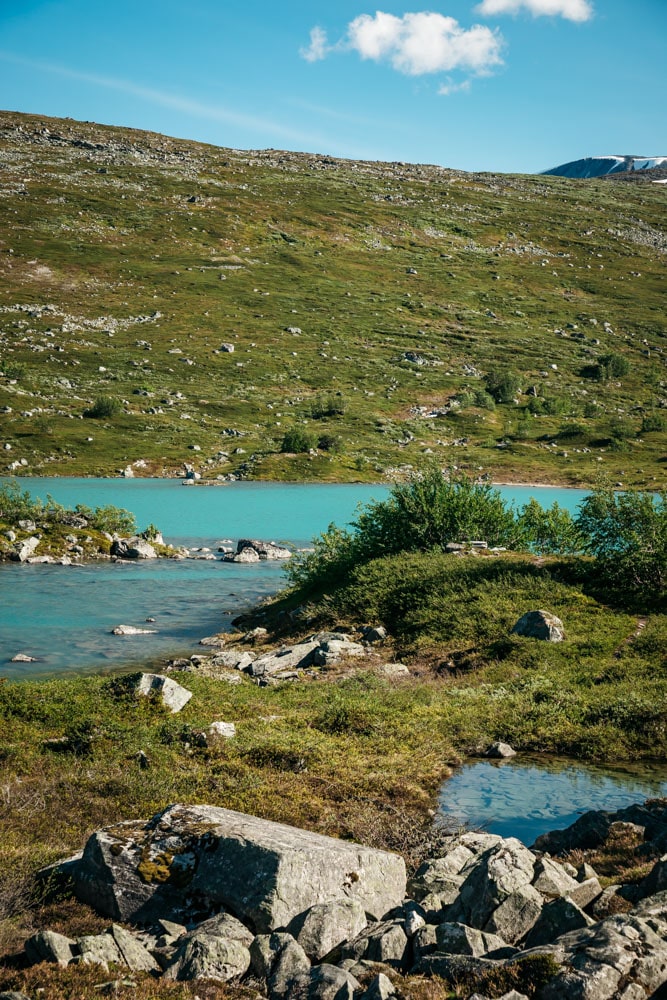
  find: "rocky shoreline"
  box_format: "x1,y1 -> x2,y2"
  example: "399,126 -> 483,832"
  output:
21,799 -> 667,1000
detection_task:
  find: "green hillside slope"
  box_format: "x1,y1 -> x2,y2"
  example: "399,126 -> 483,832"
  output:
0,110 -> 665,484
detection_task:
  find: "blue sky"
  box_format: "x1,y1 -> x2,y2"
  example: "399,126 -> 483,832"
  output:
0,0 -> 664,173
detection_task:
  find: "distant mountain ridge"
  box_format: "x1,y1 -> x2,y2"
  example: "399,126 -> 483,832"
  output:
543,155 -> 667,179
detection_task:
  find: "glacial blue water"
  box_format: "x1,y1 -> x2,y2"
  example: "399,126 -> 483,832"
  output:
439,755 -> 667,845
0,478 -> 589,678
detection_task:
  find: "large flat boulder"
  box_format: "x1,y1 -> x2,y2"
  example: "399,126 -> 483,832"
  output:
70,804 -> 406,931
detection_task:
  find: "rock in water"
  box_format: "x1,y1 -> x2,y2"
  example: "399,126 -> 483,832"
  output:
70,803 -> 406,930
511,610 -> 564,642
111,537 -> 157,560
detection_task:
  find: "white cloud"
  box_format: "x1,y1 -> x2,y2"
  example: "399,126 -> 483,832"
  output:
346,12 -> 503,76
438,78 -> 472,96
476,0 -> 593,22
300,27 -> 331,63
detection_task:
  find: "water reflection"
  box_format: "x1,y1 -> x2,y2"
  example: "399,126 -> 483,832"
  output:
439,754 -> 667,845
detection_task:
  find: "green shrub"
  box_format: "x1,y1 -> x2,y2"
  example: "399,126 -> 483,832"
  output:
598,353 -> 630,379
74,503 -> 136,535
317,433 -> 343,453
484,369 -> 521,404
287,467 -> 518,593
280,427 -> 317,453
576,484 -> 667,595
609,417 -> 636,441
311,394 -> 347,419
516,498 -> 583,555
641,413 -> 666,433
83,396 -> 121,419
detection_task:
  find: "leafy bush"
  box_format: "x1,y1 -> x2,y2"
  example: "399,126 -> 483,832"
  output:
484,369 -> 521,404
88,505 -> 137,535
598,353 -> 630,379
576,484 -> 667,594
317,433 -> 343,453
287,467 -> 518,593
311,394 -> 347,419
516,498 -> 582,555
0,482 -> 42,523
280,427 -> 317,453
609,417 -> 636,441
83,396 -> 121,419
641,413 -> 666,433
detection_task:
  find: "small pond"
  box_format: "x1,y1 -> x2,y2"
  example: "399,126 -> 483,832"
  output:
439,754 -> 667,845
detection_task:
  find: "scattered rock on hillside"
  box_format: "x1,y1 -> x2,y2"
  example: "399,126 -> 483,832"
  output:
132,673 -> 192,712
511,609 -> 564,642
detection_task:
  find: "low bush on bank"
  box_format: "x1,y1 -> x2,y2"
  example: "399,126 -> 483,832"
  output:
286,467 -> 666,603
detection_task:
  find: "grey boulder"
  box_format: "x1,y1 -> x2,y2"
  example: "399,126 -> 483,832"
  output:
111,537 -> 157,560
511,610 -> 564,642
249,641 -> 320,677
24,929 -> 75,966
291,898 -> 367,961
70,803 -> 406,930
164,913 -> 253,982
133,673 -> 192,712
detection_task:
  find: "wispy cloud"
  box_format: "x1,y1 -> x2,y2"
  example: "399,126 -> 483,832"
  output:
300,27 -> 332,63
0,51 -> 321,147
301,12 -> 504,89
476,0 -> 593,22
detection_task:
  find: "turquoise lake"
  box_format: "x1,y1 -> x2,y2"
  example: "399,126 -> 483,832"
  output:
1,478 -> 588,678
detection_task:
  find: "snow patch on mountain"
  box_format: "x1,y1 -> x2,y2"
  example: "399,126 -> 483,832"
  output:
543,155 -> 667,179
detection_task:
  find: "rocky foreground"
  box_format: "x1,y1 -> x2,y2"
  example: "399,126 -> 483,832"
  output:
21,799 -> 667,1000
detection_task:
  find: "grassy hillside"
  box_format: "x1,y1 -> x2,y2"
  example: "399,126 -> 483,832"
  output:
0,110 -> 665,484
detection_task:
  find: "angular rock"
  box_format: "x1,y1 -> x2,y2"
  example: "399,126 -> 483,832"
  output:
637,854 -> 667,899
413,924 -> 438,962
209,650 -> 254,671
0,993 -> 31,1000
360,972 -> 396,999
448,839 -> 536,929
524,897 -> 594,948
292,898 -> 367,962
483,883 -> 543,944
71,803 -> 406,930
24,929 -> 75,966
250,931 -> 310,996
362,626 -> 388,643
164,913 -> 253,982
485,741 -> 517,759
249,642 -> 319,678
208,721 -> 236,739
13,536 -> 40,562
313,640 -> 365,667
237,539 -> 292,560
76,932 -> 124,968
111,537 -> 157,560
111,923 -> 160,972
511,610 -> 564,642
290,963 -> 360,1000
378,663 -> 410,678
133,673 -> 192,712
435,922 -> 507,957
567,876 -> 602,910
532,857 -> 580,899
339,920 -> 409,970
